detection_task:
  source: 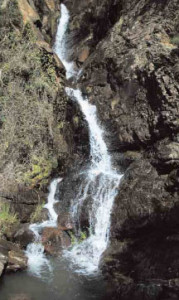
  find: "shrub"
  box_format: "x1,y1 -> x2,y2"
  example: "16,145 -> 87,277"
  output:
30,201 -> 45,223
0,0 -> 68,190
0,202 -> 19,236
171,35 -> 179,46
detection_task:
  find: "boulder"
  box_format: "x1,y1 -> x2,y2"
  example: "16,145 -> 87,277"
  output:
0,239 -> 20,256
0,239 -> 28,274
57,212 -> 73,230
42,227 -> 71,255
13,224 -> 35,248
6,250 -> 28,272
0,252 -> 7,277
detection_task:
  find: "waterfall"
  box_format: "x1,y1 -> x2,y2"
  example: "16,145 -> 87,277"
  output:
26,178 -> 62,276
54,4 -> 76,79
54,4 -> 123,274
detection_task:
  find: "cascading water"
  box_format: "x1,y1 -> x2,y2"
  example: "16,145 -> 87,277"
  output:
26,178 -> 62,276
54,4 -> 123,274
63,90 -> 122,274
1,4 -> 123,300
54,4 -> 76,79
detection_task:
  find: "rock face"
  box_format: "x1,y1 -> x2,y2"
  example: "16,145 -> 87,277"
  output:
0,252 -> 7,276
0,239 -> 28,277
63,0 -> 179,299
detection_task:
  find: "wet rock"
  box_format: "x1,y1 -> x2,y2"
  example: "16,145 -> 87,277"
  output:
57,213 -> 73,230
13,224 -> 35,248
0,239 -> 20,256
0,239 -> 28,274
0,253 -> 7,276
42,227 -> 71,255
7,250 -> 28,272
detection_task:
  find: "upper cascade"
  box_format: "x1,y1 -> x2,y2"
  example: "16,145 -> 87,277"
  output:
54,4 -> 76,79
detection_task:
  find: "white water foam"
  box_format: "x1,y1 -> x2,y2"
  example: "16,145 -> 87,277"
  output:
64,88 -> 122,273
54,4 -> 76,79
54,4 -> 123,274
26,178 -> 62,276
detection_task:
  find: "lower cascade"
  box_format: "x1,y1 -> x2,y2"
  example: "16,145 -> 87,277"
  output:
26,178 -> 62,276
26,3 -> 122,276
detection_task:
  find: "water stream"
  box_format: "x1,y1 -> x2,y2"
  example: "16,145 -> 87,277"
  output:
64,88 -> 122,273
54,4 -> 122,274
0,4 -> 123,299
26,178 -> 62,276
24,3 -> 122,276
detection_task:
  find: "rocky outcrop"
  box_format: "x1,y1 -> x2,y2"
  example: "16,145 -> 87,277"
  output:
0,252 -> 7,276
63,0 -> 179,299
101,159 -> 179,299
0,239 -> 27,277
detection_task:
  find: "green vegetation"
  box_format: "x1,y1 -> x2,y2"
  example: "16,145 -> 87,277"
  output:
79,231 -> 87,242
30,201 -> 45,223
171,35 -> 179,46
68,230 -> 88,247
0,0 -> 67,190
0,202 -> 19,237
24,155 -> 58,188
69,231 -> 77,246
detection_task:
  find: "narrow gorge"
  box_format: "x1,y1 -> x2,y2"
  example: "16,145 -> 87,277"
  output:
0,0 -> 179,300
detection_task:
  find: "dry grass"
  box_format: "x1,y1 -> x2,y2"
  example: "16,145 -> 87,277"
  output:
0,0 -> 68,190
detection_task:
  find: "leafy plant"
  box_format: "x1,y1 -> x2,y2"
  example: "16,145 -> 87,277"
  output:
69,231 -> 77,246
0,202 -> 19,236
79,231 -> 87,242
30,201 -> 45,223
171,35 -> 179,46
68,230 -> 88,247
